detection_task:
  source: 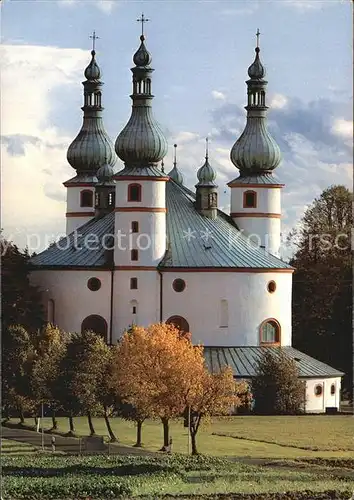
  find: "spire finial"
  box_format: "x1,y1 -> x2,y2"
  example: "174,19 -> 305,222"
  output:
173,143 -> 177,166
256,28 -> 261,49
137,13 -> 149,38
90,30 -> 100,53
205,137 -> 209,160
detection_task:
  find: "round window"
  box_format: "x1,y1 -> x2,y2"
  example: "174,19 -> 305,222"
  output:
314,384 -> 323,396
330,384 -> 335,395
172,279 -> 186,293
267,281 -> 276,293
87,277 -> 101,291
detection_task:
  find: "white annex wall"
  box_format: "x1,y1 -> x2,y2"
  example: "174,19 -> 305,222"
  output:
66,186 -> 95,234
305,377 -> 342,413
161,271 -> 292,347
230,186 -> 282,214
30,269 -> 111,335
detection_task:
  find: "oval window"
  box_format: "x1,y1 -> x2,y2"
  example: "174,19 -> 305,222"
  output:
330,384 -> 335,395
87,277 -> 101,291
314,384 -> 323,396
267,281 -> 276,293
172,279 -> 186,293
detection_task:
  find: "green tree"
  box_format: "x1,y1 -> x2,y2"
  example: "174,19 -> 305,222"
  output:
2,325 -> 36,423
252,351 -> 306,415
1,237 -> 44,333
30,324 -> 69,430
289,185 -> 352,394
55,330 -> 110,436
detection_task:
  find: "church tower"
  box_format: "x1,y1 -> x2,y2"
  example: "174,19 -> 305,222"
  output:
195,138 -> 218,220
228,31 -> 283,256
113,17 -> 168,332
64,33 -> 116,234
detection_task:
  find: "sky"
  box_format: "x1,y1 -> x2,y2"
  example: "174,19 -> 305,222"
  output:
1,0 -> 353,257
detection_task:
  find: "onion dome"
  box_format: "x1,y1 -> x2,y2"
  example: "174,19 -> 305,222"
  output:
96,162 -> 115,185
84,50 -> 101,80
248,47 -> 265,79
230,32 -> 281,176
115,28 -> 168,171
168,144 -> 184,184
133,35 -> 152,67
67,47 -> 116,176
196,138 -> 217,187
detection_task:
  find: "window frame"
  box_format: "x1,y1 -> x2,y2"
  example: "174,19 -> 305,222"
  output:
243,190 -> 257,209
259,318 -> 281,345
131,221 -> 139,233
128,183 -> 142,202
131,249 -> 138,261
130,277 -> 138,290
80,189 -> 94,208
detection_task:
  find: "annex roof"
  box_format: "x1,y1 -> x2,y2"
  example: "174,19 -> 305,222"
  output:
203,346 -> 344,378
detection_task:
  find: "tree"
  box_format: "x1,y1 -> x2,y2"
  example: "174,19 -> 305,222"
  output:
1,237 -> 44,333
251,351 -> 306,415
116,401 -> 149,448
110,323 -> 206,450
55,330 -> 110,436
96,346 -> 119,442
2,325 -> 36,423
289,185 -> 352,394
186,366 -> 245,455
30,324 -> 69,430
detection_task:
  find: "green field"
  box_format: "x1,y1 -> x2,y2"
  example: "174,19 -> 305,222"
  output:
7,414 -> 354,459
2,454 -> 354,499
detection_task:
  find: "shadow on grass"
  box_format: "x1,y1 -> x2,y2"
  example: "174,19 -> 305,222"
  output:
3,463 -> 178,478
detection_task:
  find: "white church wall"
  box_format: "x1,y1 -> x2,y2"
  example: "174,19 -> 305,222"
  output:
30,269 -> 111,335
304,377 -> 341,413
233,217 -> 281,256
114,212 -> 166,266
112,270 -> 160,340
162,270 -> 292,346
115,179 -> 166,209
230,186 -> 281,214
66,187 -> 95,234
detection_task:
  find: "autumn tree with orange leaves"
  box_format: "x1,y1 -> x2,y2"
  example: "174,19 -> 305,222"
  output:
110,323 -> 244,453
109,323 -> 206,450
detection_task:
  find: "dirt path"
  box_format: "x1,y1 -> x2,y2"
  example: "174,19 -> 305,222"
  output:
1,425 -> 155,456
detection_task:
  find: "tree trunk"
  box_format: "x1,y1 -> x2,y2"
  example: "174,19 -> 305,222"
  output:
19,408 -> 25,425
103,406 -> 117,442
87,411 -> 95,436
51,409 -> 58,431
160,417 -> 169,450
191,431 -> 198,455
68,413 -> 75,435
34,416 -> 38,428
134,420 -> 143,447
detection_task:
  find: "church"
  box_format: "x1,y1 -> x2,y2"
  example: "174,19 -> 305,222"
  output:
30,23 -> 343,413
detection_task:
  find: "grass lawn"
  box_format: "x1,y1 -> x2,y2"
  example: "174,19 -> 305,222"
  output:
1,438 -> 39,455
2,454 -> 354,499
8,414 -> 354,459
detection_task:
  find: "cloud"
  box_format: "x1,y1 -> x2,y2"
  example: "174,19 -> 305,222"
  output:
1,44 -> 88,250
331,118 -> 353,141
279,0 -> 340,11
173,131 -> 200,145
269,93 -> 288,109
211,90 -> 226,101
58,0 -> 118,12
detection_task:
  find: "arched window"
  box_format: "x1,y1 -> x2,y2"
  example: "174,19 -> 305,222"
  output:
220,299 -> 228,328
80,190 -> 93,207
243,190 -> 257,208
208,192 -> 217,208
166,316 -> 190,333
81,315 -> 108,342
128,183 -> 142,202
330,383 -> 335,395
260,319 -> 281,345
47,299 -> 55,324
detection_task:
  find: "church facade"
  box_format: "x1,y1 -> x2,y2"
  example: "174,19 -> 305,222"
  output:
30,28 -> 343,413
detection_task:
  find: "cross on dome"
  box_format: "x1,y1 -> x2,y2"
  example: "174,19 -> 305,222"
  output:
89,31 -> 100,52
137,13 -> 149,38
256,28 -> 261,49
